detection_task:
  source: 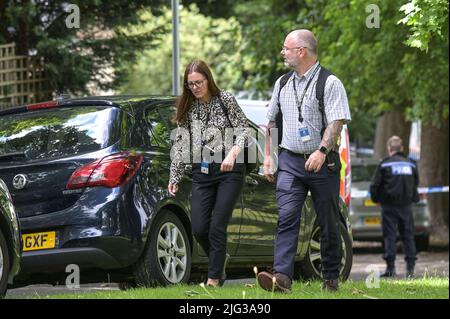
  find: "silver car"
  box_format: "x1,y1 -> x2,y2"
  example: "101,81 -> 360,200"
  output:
349,157 -> 431,251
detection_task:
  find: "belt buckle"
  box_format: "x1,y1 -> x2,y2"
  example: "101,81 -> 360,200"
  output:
303,153 -> 309,160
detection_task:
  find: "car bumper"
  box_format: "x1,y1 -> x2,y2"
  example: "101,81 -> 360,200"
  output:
20,247 -> 122,273
17,186 -> 147,274
352,225 -> 431,241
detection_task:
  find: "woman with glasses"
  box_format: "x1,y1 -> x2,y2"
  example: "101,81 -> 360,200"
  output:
168,60 -> 250,287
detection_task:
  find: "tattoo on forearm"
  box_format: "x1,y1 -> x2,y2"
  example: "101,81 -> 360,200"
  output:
321,120 -> 343,150
265,121 -> 276,156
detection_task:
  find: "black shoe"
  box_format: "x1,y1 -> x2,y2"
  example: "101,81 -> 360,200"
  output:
219,253 -> 230,286
380,269 -> 396,278
322,279 -> 339,292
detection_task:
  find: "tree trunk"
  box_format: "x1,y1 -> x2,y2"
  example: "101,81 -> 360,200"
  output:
374,109 -> 411,160
419,120 -> 449,242
0,1 -> 8,42
15,0 -> 31,55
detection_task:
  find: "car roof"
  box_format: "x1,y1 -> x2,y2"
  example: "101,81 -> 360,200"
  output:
1,95 -> 263,130
0,95 -> 176,117
62,95 -> 174,104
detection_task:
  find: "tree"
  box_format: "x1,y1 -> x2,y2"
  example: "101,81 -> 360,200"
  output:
399,0 -> 449,236
119,4 -> 243,95
398,0 -> 448,52
184,0 -> 379,144
0,0 -> 167,95
181,0 -> 235,18
318,0 -> 449,237
183,0 -> 316,96
317,1 -> 421,155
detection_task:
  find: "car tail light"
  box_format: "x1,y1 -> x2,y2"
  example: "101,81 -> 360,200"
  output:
66,152 -> 143,189
26,101 -> 58,111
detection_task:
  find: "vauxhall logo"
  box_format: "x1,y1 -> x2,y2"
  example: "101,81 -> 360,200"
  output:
12,174 -> 29,190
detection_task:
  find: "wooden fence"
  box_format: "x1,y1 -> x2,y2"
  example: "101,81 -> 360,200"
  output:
0,43 -> 52,110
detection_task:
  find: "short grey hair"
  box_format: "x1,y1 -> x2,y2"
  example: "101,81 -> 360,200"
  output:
288,29 -> 318,55
387,136 -> 404,153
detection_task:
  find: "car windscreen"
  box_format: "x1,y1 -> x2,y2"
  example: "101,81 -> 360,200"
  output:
0,106 -> 120,161
351,164 -> 377,182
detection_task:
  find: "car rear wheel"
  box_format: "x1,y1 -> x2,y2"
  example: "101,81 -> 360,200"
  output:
134,210 -> 191,287
296,222 -> 353,281
0,229 -> 11,298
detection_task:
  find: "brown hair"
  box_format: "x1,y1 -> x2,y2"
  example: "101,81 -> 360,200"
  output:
174,60 -> 220,123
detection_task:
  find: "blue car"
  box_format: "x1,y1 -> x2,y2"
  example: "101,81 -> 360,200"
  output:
0,96 -> 353,288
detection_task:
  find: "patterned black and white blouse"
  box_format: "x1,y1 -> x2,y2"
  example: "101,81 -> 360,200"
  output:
169,90 -> 251,185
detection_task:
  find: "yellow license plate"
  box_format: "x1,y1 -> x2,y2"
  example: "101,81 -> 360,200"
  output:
364,199 -> 378,207
364,216 -> 381,226
22,231 -> 56,252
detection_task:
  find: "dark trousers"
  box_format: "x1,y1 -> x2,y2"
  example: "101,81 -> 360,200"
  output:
381,205 -> 417,267
274,149 -> 342,280
191,163 -> 244,279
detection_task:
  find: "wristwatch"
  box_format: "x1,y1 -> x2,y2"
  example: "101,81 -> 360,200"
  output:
319,146 -> 328,155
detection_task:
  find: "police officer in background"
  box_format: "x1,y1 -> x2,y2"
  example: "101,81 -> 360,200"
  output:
370,136 -> 419,278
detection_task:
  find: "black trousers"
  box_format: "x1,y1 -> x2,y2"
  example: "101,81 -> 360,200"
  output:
274,149 -> 342,280
191,163 -> 244,279
381,205 -> 417,267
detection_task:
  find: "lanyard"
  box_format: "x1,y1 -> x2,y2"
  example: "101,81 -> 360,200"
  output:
292,64 -> 321,123
195,98 -> 213,146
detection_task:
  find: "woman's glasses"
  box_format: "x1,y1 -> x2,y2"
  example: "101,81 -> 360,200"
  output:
186,79 -> 206,89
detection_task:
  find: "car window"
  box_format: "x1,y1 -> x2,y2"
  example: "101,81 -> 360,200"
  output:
0,106 -> 120,160
352,164 -> 377,182
157,104 -> 177,132
144,103 -> 175,148
121,110 -> 152,149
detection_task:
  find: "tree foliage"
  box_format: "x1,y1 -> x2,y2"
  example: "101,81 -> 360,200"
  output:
119,4 -> 243,95
232,0 -> 318,96
0,0 -> 167,94
181,0 -> 235,18
398,0 -> 449,127
184,0 -> 448,141
316,0 -> 420,144
398,0 -> 449,51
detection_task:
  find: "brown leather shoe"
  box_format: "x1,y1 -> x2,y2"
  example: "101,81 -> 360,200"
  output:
322,279 -> 339,292
257,271 -> 292,293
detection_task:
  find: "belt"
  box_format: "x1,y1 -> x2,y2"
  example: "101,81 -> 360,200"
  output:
281,148 -> 311,159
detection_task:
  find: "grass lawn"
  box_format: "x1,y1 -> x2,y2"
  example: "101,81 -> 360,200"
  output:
33,277 -> 449,299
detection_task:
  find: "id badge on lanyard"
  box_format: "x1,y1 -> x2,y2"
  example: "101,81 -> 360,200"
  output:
293,65 -> 320,144
200,161 -> 209,174
298,126 -> 311,143
197,101 -> 212,174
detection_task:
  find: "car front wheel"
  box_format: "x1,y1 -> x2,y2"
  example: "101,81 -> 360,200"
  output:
297,222 -> 353,281
135,210 -> 191,287
0,229 -> 10,298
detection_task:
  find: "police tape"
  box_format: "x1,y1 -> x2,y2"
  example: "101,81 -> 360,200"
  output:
351,186 -> 449,199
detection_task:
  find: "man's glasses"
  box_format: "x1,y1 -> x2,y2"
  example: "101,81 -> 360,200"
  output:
186,79 -> 206,89
281,46 -> 308,53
